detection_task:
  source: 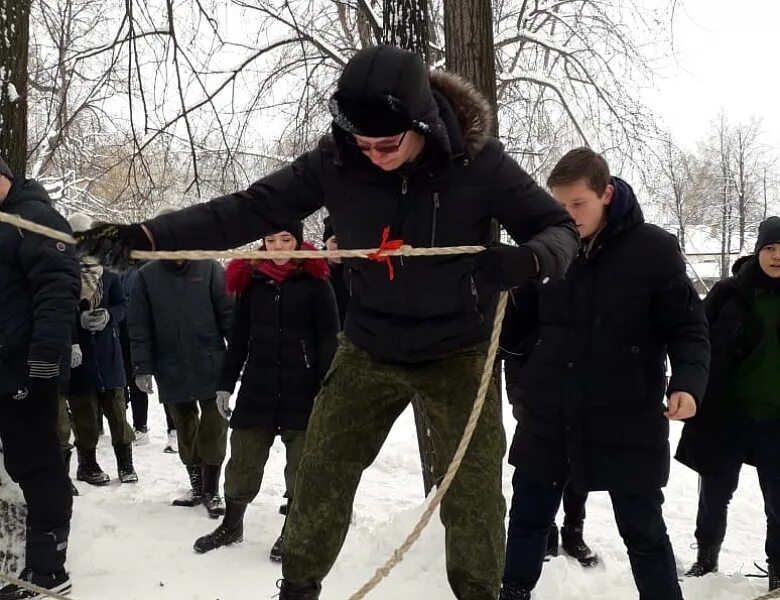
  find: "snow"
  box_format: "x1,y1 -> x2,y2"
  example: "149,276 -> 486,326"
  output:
2,397 -> 772,599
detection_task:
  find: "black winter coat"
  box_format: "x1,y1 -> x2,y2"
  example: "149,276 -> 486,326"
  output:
504,179 -> 710,492
144,69 -> 578,364
219,257 -> 339,430
675,257 -> 777,475
70,270 -> 127,394
128,260 -> 233,404
0,177 -> 80,396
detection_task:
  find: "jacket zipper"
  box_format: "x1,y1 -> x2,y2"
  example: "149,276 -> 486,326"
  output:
301,340 -> 311,369
431,192 -> 440,246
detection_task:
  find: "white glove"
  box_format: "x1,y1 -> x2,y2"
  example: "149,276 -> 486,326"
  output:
80,308 -> 110,332
135,374 -> 155,394
216,390 -> 232,420
70,344 -> 82,368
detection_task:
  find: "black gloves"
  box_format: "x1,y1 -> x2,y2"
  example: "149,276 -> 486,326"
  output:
475,243 -> 539,291
74,223 -> 152,270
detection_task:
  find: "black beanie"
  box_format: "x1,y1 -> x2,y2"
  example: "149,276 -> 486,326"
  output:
0,156 -> 13,179
266,222 -> 304,247
322,216 -> 334,245
755,216 -> 780,253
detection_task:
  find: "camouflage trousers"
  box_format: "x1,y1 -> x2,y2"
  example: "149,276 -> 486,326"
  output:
57,396 -> 72,452
283,337 -> 506,600
224,428 -> 306,504
69,388 -> 135,450
167,399 -> 228,467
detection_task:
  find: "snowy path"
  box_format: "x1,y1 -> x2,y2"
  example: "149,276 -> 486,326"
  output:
58,398 -> 771,599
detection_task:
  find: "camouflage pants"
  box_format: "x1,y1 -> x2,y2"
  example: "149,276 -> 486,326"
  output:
283,337 -> 506,600
57,396 -> 73,452
224,428 -> 306,504
167,399 -> 228,467
69,388 -> 135,449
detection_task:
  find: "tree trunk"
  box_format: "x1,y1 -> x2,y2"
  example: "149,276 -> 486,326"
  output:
0,0 -> 30,175
383,0 -> 437,497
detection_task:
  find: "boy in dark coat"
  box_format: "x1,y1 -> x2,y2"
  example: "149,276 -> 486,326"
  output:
76,46 -> 579,600
0,157 -> 79,599
501,148 -> 710,600
676,216 -> 780,591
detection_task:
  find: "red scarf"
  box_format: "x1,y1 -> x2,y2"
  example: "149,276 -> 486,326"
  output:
255,259 -> 298,284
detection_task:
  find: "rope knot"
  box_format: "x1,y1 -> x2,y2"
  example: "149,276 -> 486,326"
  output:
367,226 -> 404,280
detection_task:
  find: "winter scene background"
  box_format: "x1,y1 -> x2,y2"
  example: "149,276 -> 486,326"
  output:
1,0 -> 780,598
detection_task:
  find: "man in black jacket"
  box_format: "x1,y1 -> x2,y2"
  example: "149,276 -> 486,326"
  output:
500,148 -> 710,600
0,157 -> 80,599
76,46 -> 578,600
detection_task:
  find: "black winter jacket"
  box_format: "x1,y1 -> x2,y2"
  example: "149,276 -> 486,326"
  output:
0,177 -> 80,396
504,178 -> 710,492
219,256 -> 339,430
128,260 -> 233,404
675,256 -> 778,475
144,70 -> 578,364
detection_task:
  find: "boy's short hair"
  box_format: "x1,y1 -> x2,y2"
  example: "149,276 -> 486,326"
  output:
547,147 -> 611,195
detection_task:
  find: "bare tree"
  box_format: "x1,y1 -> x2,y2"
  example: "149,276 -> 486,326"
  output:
0,0 -> 31,173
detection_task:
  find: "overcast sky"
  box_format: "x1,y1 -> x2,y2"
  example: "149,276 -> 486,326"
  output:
648,0 -> 779,149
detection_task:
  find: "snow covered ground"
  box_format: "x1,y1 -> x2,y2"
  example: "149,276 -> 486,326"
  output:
7,395 -> 774,599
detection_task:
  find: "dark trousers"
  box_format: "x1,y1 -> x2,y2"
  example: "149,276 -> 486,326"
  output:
167,399 -> 227,467
694,418 -> 780,562
164,404 -> 175,433
561,482 -> 588,529
504,469 -> 681,600
120,320 -> 148,431
0,390 -> 72,536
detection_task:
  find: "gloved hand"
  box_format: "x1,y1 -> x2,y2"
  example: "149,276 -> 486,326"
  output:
475,243 -> 539,291
71,344 -> 83,368
216,390 -> 233,420
135,374 -> 155,394
80,308 -> 110,332
74,222 -> 153,271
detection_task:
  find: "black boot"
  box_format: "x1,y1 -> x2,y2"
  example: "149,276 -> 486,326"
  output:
277,579 -> 321,600
271,499 -> 290,562
193,500 -> 246,553
114,443 -> 138,483
561,524 -> 599,567
499,583 -> 531,600
769,561 -> 779,591
545,523 -> 559,559
202,465 -> 225,518
62,450 -> 79,497
172,465 -> 203,507
76,447 -> 110,486
685,543 -> 720,577
0,525 -> 73,599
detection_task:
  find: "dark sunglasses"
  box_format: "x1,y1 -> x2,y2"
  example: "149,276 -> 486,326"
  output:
348,130 -> 408,155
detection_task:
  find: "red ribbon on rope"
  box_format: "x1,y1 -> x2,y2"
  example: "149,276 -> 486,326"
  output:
367,226 -> 404,281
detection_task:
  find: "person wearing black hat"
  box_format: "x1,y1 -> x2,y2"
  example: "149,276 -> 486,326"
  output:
0,156 -> 80,598
676,215 -> 780,591
75,45 -> 578,599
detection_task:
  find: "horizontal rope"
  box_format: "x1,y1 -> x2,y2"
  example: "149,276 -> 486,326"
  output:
0,211 -> 485,260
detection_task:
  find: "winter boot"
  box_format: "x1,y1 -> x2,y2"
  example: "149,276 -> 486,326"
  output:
545,523 -> 559,559
202,465 -> 225,518
1,525 -> 73,599
163,431 -> 178,454
279,503 -> 288,516
193,501 -> 246,553
561,524 -> 599,567
62,450 -> 78,497
769,561 -> 779,591
172,465 -> 203,507
76,447 -> 110,486
114,444 -> 138,483
685,543 -> 720,577
499,583 -> 532,600
277,579 -> 321,600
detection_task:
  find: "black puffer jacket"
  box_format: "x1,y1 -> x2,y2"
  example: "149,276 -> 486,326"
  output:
219,254 -> 339,430
505,179 -> 710,492
128,260 -> 233,404
144,63 -> 578,364
675,256 -> 777,475
0,177 -> 80,396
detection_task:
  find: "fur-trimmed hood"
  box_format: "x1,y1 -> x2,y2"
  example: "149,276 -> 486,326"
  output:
225,241 -> 330,296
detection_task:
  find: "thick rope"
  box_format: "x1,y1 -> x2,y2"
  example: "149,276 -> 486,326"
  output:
0,572 -> 72,600
347,291 -> 508,600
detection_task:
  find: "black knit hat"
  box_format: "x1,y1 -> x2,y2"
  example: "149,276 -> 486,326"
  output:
755,216 -> 780,253
0,156 -> 13,179
329,46 -> 436,137
322,216 -> 334,245
265,222 -> 304,247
